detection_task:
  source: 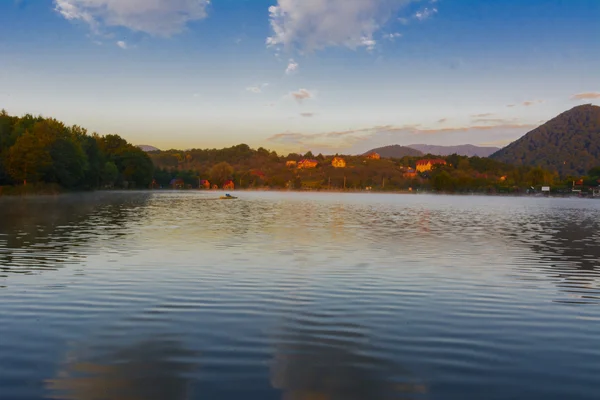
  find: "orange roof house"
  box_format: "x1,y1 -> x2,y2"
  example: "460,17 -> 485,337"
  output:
200,179 -> 210,189
223,180 -> 235,190
415,159 -> 447,173
403,168 -> 417,178
298,159 -> 318,169
366,152 -> 381,160
331,157 -> 346,168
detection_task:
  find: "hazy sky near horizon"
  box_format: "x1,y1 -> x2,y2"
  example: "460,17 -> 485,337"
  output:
0,0 -> 599,154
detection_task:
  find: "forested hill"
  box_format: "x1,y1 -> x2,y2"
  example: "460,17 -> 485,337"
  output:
0,110 -> 153,189
363,145 -> 423,158
491,104 -> 600,176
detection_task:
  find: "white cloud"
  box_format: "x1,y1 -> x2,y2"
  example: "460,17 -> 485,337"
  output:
285,59 -> 299,75
383,32 -> 402,41
266,0 -> 418,52
288,88 -> 314,103
54,0 -> 211,37
360,37 -> 377,51
246,83 -> 269,94
116,40 -> 127,49
415,7 -> 438,21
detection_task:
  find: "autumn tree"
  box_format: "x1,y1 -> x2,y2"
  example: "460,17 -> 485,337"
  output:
210,162 -> 234,186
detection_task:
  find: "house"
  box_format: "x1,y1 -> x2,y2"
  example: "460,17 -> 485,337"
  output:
223,180 -> 235,190
199,179 -> 211,189
366,152 -> 381,160
286,160 -> 297,167
170,178 -> 185,189
298,159 -> 318,169
415,159 -> 447,173
403,168 -> 417,178
331,157 -> 346,168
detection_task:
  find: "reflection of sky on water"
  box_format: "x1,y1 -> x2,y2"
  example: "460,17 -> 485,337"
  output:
0,192 -> 599,400
270,312 -> 428,400
45,336 -> 196,400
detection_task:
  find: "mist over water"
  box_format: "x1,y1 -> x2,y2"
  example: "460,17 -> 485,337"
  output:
1,192 -> 599,399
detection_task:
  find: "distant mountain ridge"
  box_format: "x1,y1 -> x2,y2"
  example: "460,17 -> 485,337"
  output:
137,145 -> 160,152
490,104 -> 600,176
362,145 -> 423,158
363,144 -> 499,158
407,144 -> 500,157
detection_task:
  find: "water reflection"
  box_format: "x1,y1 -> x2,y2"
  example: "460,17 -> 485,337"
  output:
0,192 -> 151,275
45,336 -> 196,400
270,312 -> 427,400
515,209 -> 600,304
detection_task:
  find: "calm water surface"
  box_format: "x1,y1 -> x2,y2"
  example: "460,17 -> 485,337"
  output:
1,192 -> 599,400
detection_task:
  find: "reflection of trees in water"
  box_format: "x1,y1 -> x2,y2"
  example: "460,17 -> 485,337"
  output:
0,193 -> 151,275
518,211 -> 600,304
270,313 -> 428,400
45,336 -> 197,400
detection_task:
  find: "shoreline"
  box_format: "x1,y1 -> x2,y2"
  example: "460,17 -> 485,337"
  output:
1,186 -> 596,199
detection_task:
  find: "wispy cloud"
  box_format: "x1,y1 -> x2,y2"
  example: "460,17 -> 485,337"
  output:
415,7 -> 438,21
285,59 -> 299,75
54,0 -> 210,37
471,113 -> 494,118
437,118 -> 447,123
246,83 -> 269,94
266,0 -> 420,52
300,112 -> 316,117
116,40 -> 127,49
360,37 -> 377,51
288,88 -> 314,103
473,118 -> 518,124
522,100 -> 544,106
506,104 -> 516,108
571,92 -> 600,100
383,32 -> 402,41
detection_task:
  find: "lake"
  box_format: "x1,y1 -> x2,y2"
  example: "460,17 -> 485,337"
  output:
1,191 -> 599,400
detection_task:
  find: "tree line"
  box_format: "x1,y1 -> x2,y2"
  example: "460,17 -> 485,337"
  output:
1,110 -> 599,194
0,110 -> 153,191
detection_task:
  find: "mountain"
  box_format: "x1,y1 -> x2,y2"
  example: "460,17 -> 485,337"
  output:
490,104 -> 600,176
407,144 -> 500,157
363,145 -> 423,158
137,145 -> 160,152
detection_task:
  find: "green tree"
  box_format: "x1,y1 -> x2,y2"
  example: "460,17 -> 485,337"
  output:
47,137 -> 87,188
101,161 -> 119,187
5,130 -> 52,185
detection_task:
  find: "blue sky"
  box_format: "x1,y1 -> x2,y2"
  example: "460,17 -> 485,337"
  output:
0,0 -> 598,154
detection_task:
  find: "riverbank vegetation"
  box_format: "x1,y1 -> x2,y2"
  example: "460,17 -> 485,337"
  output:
0,110 -> 152,192
1,110 -> 599,195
